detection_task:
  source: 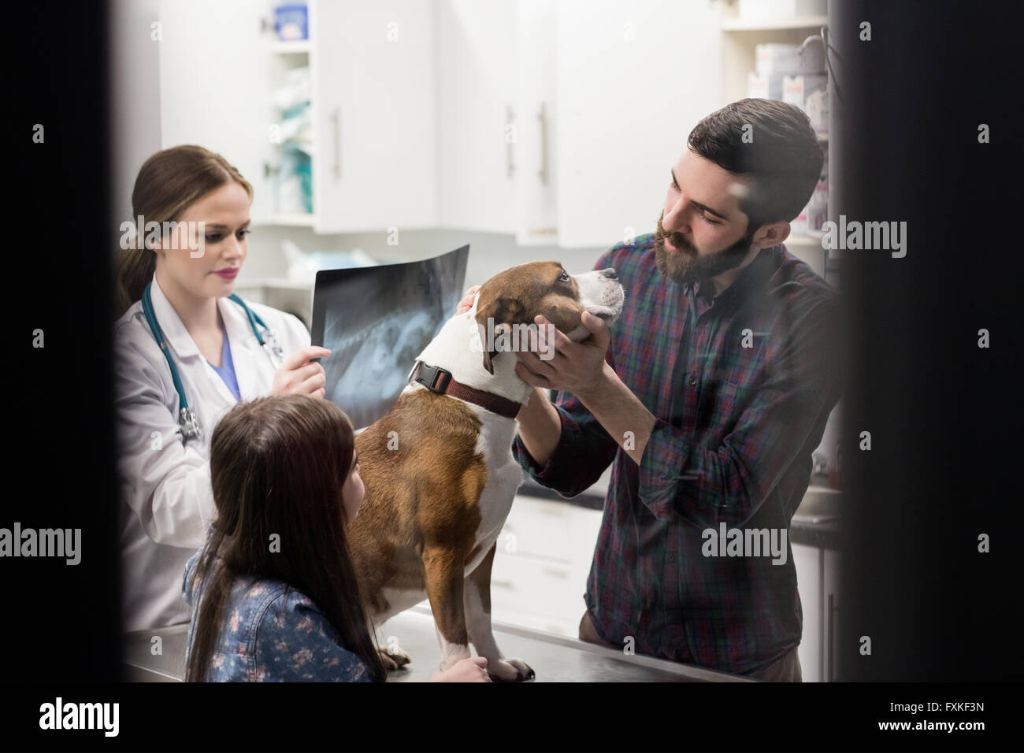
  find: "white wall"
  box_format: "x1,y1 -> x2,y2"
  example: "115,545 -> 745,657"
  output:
110,0 -> 163,223
241,225 -> 611,290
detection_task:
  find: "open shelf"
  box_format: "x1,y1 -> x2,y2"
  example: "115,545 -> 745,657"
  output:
722,15 -> 828,32
256,212 -> 317,227
271,40 -> 311,55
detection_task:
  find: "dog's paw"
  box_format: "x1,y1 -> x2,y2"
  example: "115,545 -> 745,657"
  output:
489,657 -> 535,682
378,646 -> 412,672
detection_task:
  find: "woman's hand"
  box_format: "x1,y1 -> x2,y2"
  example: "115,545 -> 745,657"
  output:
432,656 -> 491,682
272,346 -> 331,399
456,285 -> 481,315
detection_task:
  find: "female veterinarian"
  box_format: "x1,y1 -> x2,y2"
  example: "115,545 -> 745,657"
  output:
114,145 -> 331,633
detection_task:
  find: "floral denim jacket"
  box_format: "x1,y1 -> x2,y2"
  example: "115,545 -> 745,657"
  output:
182,550 -> 372,682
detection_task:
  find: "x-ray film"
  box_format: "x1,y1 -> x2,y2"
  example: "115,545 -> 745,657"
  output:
310,245 -> 469,428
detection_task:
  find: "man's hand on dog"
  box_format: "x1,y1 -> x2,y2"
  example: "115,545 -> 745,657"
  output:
514,311 -> 611,401
456,282 -> 613,400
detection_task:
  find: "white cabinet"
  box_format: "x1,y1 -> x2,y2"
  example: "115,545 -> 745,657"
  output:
823,549 -> 841,681
158,0 -> 275,222
514,0 -> 560,246
793,541 -> 841,681
437,0 -> 518,235
491,495 -> 602,637
553,0 -> 723,248
436,0 -> 558,244
161,0 -> 727,246
158,0 -> 437,232
440,0 -> 721,250
311,0 -> 438,232
792,542 -> 822,681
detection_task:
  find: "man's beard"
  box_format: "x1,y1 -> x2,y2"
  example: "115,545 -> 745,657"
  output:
654,213 -> 755,285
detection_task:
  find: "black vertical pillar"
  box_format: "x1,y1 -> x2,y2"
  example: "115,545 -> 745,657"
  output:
4,0 -> 120,681
837,0 -> 1023,681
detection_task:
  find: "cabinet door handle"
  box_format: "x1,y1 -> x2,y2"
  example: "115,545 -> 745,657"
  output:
505,104 -> 516,179
537,101 -> 549,186
330,108 -> 342,179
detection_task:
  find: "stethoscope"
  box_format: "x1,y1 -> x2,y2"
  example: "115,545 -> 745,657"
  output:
141,281 -> 284,442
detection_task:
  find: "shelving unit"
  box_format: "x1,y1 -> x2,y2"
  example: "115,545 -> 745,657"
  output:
719,2 -> 831,277
267,25 -> 315,226
270,39 -> 311,55
721,15 -> 827,32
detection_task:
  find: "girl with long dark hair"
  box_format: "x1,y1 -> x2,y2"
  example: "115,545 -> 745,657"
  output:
183,395 -> 489,682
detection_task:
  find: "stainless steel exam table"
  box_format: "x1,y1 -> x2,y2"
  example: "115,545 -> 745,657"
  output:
123,605 -> 749,682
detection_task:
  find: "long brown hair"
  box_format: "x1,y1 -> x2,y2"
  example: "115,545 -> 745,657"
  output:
185,395 -> 386,682
114,145 -> 252,319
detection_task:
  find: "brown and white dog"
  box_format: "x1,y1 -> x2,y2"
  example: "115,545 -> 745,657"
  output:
348,261 -> 624,681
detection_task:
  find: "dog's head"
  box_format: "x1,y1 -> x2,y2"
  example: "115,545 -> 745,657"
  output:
474,261 -> 624,374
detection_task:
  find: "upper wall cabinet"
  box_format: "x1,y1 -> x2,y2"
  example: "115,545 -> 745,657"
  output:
514,0 -> 560,246
312,0 -> 438,233
158,0 -> 276,223
437,0 -> 518,236
158,0 -> 438,233
553,0 -> 723,249
436,0 -> 557,246
161,0 -> 720,248
438,0 -> 722,249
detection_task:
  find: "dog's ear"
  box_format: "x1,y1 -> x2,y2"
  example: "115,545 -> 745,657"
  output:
475,295 -> 524,374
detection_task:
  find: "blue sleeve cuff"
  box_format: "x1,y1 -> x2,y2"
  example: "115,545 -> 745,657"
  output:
512,406 -> 591,498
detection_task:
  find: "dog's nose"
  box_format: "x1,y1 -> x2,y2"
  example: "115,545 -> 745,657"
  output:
601,267 -> 618,280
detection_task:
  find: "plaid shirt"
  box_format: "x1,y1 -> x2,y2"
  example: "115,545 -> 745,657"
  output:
512,232 -> 843,675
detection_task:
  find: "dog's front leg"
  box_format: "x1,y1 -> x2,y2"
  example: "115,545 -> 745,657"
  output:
423,543 -> 473,671
464,543 -> 535,682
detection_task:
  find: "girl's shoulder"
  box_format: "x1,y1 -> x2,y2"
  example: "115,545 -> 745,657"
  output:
183,549 -> 293,640
248,582 -> 373,682
184,550 -> 372,682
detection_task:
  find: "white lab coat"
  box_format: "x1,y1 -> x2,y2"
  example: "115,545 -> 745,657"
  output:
114,274 -> 310,632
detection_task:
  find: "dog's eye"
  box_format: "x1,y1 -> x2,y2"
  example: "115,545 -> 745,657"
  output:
558,271 -> 570,283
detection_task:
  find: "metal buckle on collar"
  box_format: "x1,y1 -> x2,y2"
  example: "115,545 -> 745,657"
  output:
412,362 -> 453,394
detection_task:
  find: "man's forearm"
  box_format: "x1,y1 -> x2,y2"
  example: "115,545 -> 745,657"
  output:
515,387 -> 562,466
578,362 -> 657,466
516,363 -> 658,468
